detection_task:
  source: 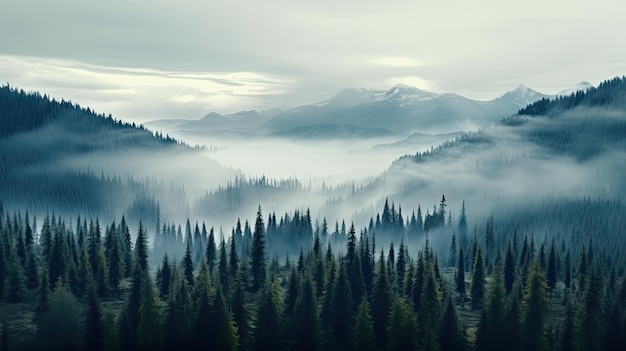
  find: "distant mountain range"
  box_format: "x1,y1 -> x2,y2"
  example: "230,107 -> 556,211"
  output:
146,82 -> 594,138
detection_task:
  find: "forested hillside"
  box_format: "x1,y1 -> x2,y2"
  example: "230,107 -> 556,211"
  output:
0,193 -> 624,350
0,78 -> 625,350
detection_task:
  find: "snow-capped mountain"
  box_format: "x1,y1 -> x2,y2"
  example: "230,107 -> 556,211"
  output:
261,84 -> 548,135
556,81 -> 594,97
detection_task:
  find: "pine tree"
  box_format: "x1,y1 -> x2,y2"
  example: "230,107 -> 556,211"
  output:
522,260 -> 548,351
251,206 -> 267,293
386,297 -> 419,351
135,221 -> 148,272
83,286 -> 104,351
476,265 -> 507,351
574,265 -> 604,351
504,243 -> 515,294
182,236 -> 195,287
440,296 -> 466,351
353,299 -> 375,351
136,274 -> 164,350
158,255 -> 172,298
470,248 -> 485,309
206,227 -> 216,271
456,248 -> 465,296
254,280 -> 284,351
106,224 -> 124,291
547,241 -> 557,290
328,263 -> 353,350
346,223 -> 364,307
291,274 -> 320,351
371,250 -> 392,350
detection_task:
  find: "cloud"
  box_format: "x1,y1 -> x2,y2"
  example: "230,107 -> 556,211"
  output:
369,57 -> 422,68
0,55 -> 293,122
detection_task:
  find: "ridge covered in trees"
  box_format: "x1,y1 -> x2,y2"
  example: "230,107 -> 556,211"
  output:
0,194 -> 624,350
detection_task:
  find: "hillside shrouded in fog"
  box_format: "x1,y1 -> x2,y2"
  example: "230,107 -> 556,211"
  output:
1,74 -> 626,351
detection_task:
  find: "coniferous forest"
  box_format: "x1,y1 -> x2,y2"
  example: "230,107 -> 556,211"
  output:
1,77 -> 626,350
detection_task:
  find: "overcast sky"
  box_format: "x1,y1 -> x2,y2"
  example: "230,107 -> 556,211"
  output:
2,0 -> 626,123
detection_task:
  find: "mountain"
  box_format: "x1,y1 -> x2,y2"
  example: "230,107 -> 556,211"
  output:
145,109 -> 283,133
557,81 -> 593,97
372,76 -> 626,210
260,83 -> 549,136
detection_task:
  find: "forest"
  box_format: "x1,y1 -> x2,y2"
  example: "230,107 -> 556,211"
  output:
1,78 -> 626,350
0,193 -> 624,351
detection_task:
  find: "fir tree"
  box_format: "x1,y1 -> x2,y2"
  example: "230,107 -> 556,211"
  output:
470,248 -> 485,309
386,297 -> 419,351
371,250 -> 392,350
251,206 -> 267,293
353,299 -> 375,351
83,286 -> 104,351
456,248 -> 465,296
135,221 -> 148,272
254,280 -> 284,351
522,260 -> 548,351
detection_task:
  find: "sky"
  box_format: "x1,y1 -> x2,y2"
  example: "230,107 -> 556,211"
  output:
2,0 -> 626,123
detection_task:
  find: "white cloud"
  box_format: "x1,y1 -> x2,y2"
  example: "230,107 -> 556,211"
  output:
369,57 -> 422,68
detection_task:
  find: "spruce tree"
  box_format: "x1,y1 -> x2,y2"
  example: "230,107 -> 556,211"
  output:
456,248 -> 465,296
353,299 -> 375,351
371,250 -> 392,350
504,243 -> 515,294
206,227 -> 216,271
522,260 -> 548,351
386,297 -> 419,351
574,265 -> 604,351
83,286 -> 104,351
135,221 -> 148,272
291,274 -> 320,351
251,206 -> 267,293
136,274 -> 164,351
440,296 -> 466,351
470,248 -> 485,309
254,280 -> 284,351
328,263 -> 353,350
182,236 -> 195,287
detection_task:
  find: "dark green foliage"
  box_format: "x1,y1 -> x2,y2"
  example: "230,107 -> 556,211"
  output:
522,260 -> 548,351
136,274 -> 164,351
251,207 -> 267,293
327,263 -> 353,350
5,256 -> 25,303
471,248 -> 485,309
386,297 -> 419,351
254,280 -> 284,351
456,248 -> 465,296
353,299 -> 375,351
182,237 -> 195,287
371,250 -> 392,350
504,243 -> 515,294
476,266 -> 507,351
83,287 -> 104,351
291,274 -> 320,351
575,265 -> 604,351
35,283 -> 84,350
157,255 -> 171,298
135,221 -> 148,272
206,227 -> 216,271
440,297 -> 466,351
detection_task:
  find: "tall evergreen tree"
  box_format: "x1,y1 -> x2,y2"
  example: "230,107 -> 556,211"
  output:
135,221 -> 148,272
456,248 -> 465,296
574,265 -> 604,351
353,299 -> 375,351
522,260 -> 548,351
470,248 -> 485,309
254,280 -> 284,351
440,296 -> 466,351
386,297 -> 419,351
371,250 -> 392,350
251,206 -> 267,293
